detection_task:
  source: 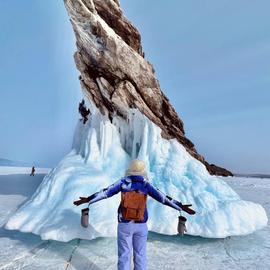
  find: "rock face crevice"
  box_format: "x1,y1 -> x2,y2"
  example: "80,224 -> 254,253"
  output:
64,0 -> 232,176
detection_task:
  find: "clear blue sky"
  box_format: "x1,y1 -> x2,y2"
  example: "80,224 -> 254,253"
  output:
0,1 -> 269,173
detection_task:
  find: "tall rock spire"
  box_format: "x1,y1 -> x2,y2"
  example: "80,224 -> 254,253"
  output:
64,0 -> 232,176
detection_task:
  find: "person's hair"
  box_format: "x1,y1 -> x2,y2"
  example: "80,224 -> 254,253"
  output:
125,159 -> 147,178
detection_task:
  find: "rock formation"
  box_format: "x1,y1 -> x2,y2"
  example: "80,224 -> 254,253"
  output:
63,0 -> 232,176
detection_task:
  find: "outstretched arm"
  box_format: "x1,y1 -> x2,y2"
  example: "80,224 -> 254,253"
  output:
146,182 -> 195,215
146,182 -> 181,210
73,179 -> 122,206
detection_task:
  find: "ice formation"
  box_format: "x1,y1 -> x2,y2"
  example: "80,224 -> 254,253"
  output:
5,105 -> 268,242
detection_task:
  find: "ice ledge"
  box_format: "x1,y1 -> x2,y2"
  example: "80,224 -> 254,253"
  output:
5,109 -> 268,241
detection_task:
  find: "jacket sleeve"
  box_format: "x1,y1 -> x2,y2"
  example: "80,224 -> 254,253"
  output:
88,179 -> 122,205
146,182 -> 182,211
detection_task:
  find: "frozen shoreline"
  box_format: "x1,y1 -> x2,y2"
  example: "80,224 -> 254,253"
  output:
233,173 -> 270,179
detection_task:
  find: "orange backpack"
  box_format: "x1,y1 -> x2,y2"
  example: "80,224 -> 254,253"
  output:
121,191 -> 147,221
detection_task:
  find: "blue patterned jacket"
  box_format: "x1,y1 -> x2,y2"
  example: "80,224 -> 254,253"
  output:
88,175 -> 183,223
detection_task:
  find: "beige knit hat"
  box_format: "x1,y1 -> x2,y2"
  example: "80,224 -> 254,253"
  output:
125,159 -> 147,177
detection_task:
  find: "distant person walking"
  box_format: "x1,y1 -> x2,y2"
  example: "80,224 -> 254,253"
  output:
74,159 -> 195,270
30,166 -> 35,176
78,99 -> 91,124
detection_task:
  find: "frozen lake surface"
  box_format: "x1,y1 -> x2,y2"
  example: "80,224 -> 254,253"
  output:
0,168 -> 269,270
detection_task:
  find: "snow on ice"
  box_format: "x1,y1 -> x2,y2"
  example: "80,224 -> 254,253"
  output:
5,105 -> 268,242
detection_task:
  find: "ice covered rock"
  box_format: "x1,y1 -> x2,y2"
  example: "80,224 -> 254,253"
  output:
5,109 -> 268,241
64,0 -> 232,176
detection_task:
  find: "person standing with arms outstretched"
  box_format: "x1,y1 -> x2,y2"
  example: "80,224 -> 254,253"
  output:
74,159 -> 195,270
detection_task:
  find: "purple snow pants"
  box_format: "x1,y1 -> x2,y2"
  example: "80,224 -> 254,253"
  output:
117,222 -> 148,270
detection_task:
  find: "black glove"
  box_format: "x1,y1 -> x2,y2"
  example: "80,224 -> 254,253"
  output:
175,201 -> 196,215
73,196 -> 90,206
181,204 -> 196,215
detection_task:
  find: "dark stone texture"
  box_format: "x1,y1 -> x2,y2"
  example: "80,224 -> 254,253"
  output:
64,0 -> 233,176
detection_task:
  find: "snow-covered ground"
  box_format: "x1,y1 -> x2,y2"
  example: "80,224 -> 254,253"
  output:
0,168 -> 269,269
0,166 -> 51,175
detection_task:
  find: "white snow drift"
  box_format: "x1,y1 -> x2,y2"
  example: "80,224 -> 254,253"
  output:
5,106 -> 268,242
